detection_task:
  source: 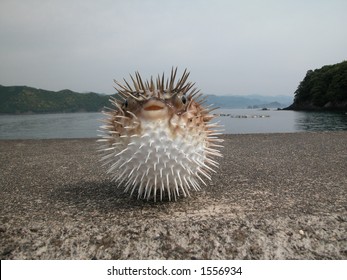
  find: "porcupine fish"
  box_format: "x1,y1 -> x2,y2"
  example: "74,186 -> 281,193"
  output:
98,68 -> 223,201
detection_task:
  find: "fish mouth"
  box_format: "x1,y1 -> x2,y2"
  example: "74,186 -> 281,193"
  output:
141,99 -> 168,120
143,100 -> 165,111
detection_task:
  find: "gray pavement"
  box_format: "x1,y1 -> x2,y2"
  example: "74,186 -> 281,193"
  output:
0,132 -> 346,259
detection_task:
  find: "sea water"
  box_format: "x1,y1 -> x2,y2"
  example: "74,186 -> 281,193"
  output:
0,109 -> 346,139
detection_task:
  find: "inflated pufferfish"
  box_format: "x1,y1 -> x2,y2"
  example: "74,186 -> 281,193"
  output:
98,68 -> 223,201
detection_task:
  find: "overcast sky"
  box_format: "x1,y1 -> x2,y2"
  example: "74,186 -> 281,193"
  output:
0,0 -> 346,96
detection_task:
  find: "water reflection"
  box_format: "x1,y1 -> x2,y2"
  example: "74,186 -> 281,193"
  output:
0,113 -> 103,139
294,111 -> 347,132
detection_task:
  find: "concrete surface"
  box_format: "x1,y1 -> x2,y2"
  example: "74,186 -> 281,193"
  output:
0,132 -> 346,259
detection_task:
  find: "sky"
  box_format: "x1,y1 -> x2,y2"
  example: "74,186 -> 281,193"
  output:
0,0 -> 346,96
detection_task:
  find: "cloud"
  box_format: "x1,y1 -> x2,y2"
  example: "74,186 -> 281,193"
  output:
0,0 -> 346,95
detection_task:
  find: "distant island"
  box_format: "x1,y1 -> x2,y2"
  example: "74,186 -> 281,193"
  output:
205,95 -> 291,109
285,61 -> 347,111
0,84 -> 292,114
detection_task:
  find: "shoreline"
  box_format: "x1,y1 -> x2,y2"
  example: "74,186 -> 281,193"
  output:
1,130 -> 346,141
1,132 -> 346,259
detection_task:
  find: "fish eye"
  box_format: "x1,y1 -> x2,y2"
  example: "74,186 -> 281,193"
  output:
181,95 -> 187,104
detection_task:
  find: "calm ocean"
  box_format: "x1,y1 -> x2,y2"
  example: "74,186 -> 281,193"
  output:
0,109 -> 346,139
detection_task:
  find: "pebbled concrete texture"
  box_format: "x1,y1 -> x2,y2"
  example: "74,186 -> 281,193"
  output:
0,132 -> 346,259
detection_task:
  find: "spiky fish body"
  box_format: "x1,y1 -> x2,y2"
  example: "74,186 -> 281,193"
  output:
98,68 -> 223,201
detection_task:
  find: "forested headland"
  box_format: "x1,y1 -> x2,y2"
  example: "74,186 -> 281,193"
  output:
286,61 -> 347,111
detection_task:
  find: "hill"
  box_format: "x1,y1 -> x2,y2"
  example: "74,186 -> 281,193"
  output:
0,85 -> 111,114
206,95 -> 291,109
286,61 -> 347,110
0,84 -> 292,114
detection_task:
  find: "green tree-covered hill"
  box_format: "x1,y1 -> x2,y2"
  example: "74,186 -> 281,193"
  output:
0,84 -> 293,114
0,85 -> 113,114
287,61 -> 347,110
